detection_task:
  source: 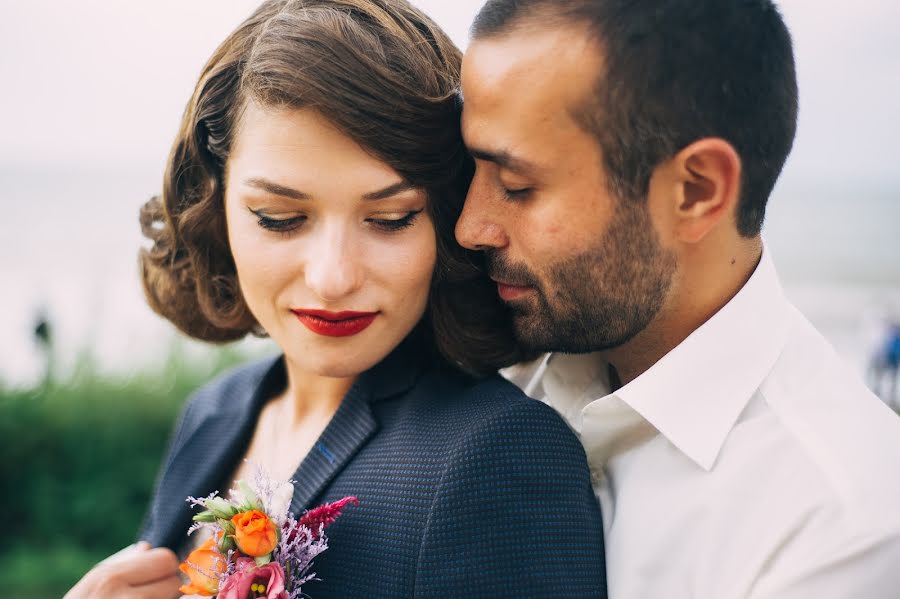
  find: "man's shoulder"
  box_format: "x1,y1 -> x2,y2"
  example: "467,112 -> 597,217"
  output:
755,306 -> 900,510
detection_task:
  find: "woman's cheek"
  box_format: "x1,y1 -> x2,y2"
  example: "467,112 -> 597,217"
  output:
373,228 -> 436,301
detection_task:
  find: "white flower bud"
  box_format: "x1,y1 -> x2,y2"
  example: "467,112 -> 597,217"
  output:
268,481 -> 295,526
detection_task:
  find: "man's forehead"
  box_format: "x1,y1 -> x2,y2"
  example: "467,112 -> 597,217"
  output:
461,24 -> 601,156
462,25 -> 598,99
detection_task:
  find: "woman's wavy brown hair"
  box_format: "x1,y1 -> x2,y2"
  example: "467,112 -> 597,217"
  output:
140,0 -> 530,376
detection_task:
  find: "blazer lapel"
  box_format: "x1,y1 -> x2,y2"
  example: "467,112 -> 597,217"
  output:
288,382 -> 378,513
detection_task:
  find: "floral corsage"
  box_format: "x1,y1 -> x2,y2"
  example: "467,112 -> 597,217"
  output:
178,466 -> 357,598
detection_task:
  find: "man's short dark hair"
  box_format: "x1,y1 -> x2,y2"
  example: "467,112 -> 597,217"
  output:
472,0 -> 798,237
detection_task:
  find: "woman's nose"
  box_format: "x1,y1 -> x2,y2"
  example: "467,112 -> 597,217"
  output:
303,226 -> 364,302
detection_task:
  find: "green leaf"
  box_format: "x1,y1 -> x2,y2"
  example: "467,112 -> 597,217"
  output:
217,518 -> 236,535
254,554 -> 272,566
237,480 -> 262,511
206,497 -> 238,520
192,510 -> 217,523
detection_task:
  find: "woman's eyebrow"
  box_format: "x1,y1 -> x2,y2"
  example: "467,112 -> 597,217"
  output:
243,177 -> 310,200
362,181 -> 416,201
242,178 -> 416,201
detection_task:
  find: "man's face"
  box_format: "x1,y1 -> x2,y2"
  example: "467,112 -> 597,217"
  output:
457,25 -> 676,353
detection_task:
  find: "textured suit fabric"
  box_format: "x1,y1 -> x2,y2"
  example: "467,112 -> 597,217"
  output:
140,338 -> 607,597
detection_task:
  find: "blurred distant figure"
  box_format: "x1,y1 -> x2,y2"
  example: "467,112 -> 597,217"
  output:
869,321 -> 900,407
33,309 -> 53,388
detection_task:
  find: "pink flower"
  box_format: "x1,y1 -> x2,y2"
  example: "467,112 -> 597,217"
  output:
217,558 -> 289,599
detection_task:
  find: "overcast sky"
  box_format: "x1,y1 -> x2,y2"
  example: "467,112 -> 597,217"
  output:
1,0 -> 898,187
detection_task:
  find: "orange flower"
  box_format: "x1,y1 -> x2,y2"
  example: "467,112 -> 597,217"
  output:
178,538 -> 226,596
231,510 -> 278,557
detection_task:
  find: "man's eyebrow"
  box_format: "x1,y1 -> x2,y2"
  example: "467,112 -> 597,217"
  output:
243,178 -> 417,201
467,148 -> 538,174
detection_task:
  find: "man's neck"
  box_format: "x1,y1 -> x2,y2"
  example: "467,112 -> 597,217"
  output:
602,238 -> 763,386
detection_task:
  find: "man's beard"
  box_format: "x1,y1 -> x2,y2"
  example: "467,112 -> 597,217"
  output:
487,201 -> 676,354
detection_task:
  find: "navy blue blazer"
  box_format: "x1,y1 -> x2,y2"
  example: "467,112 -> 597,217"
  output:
140,338 -> 607,597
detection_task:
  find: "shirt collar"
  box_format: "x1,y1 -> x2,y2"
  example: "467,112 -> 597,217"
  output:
548,244 -> 792,470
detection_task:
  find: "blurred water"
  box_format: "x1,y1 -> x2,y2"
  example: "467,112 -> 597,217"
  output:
1,165 -> 898,387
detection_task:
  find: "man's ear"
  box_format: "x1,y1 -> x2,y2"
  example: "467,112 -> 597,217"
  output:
669,138 -> 742,244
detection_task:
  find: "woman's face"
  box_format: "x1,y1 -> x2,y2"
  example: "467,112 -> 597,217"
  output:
224,103 -> 436,379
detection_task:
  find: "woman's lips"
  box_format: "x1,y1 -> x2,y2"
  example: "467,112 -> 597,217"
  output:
290,309 -> 378,337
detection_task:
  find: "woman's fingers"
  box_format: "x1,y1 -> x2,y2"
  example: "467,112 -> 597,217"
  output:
126,572 -> 183,599
111,546 -> 180,585
64,546 -> 181,599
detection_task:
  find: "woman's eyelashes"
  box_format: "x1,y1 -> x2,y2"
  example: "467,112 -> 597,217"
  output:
250,208 -> 306,234
367,209 -> 424,232
248,207 -> 424,234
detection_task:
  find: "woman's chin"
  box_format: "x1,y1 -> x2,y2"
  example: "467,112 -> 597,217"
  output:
285,349 -> 387,381
312,362 -> 375,380
276,319 -> 419,381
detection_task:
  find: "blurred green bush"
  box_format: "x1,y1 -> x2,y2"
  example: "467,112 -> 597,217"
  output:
0,344 -> 254,599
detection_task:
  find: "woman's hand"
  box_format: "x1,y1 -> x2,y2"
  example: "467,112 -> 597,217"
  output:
63,541 -> 181,599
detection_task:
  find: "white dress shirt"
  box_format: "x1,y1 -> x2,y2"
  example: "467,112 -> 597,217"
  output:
505,248 -> 900,598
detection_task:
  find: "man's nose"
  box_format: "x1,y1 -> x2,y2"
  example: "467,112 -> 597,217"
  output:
455,176 -> 509,251
304,226 -> 364,302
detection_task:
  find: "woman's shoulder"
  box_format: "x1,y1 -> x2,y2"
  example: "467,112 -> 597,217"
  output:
415,366 -> 584,457
178,355 -> 282,428
411,368 -> 605,595
422,364 -> 561,414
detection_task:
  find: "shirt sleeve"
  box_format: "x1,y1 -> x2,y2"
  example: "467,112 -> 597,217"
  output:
413,398 -> 607,598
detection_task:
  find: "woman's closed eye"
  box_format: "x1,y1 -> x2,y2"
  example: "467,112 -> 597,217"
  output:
248,207 -> 424,235
249,208 -> 307,234
367,209 -> 424,232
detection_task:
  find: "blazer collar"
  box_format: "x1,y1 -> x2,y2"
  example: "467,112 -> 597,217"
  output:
153,332 -> 431,548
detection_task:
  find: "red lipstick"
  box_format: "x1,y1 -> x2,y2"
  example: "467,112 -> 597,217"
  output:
290,309 -> 378,337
